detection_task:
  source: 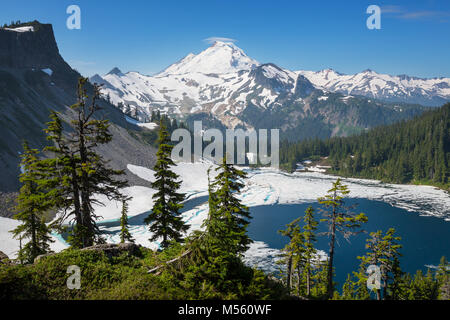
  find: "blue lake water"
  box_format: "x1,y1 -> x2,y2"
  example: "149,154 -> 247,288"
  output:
91,195 -> 450,289
247,199 -> 450,288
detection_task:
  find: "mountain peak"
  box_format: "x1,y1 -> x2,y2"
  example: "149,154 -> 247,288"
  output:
361,68 -> 376,74
107,67 -> 123,76
158,41 -> 259,76
211,40 -> 238,48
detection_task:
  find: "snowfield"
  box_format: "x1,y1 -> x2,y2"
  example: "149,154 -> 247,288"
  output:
1,163 -> 449,270
0,217 -> 67,259
41,68 -> 53,76
137,122 -> 158,130
3,26 -> 35,33
298,68 -> 450,106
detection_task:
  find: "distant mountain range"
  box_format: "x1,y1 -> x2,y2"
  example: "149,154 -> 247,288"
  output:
91,41 -> 443,138
298,68 -> 450,107
0,21 -> 445,190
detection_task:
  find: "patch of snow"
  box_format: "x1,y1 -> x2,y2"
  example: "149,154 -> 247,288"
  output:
0,217 -> 68,259
41,68 -> 53,76
4,26 -> 34,33
159,41 -> 259,76
124,115 -> 139,125
137,122 -> 158,130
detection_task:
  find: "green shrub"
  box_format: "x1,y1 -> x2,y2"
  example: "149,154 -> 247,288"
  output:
0,245 -> 288,300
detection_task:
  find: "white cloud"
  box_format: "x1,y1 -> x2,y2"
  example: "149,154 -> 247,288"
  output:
203,37 -> 237,44
380,5 -> 403,14
380,5 -> 450,21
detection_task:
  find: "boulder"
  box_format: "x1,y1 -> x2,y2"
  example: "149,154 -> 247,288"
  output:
34,252 -> 56,264
81,243 -> 142,258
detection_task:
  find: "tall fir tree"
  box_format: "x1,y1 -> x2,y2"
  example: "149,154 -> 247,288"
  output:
278,217 -> 303,293
318,178 -> 368,298
144,119 -> 188,249
42,78 -> 127,248
11,141 -> 54,263
120,197 -> 134,243
436,256 -> 450,300
407,269 -> 440,300
351,266 -> 371,300
341,274 -> 356,300
185,160 -> 253,297
207,157 -> 253,257
357,228 -> 402,300
302,206 -> 319,297
202,167 -> 218,246
278,206 -> 319,298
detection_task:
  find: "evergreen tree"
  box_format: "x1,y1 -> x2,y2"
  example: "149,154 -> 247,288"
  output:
278,206 -> 319,298
407,269 -> 440,300
144,119 -> 188,249
389,256 -> 407,300
279,103 -> 450,190
302,206 -> 318,297
341,274 -> 356,300
182,162 -> 253,297
150,111 -> 156,122
357,228 -> 402,300
156,110 -> 161,122
43,78 -> 127,248
318,178 -> 368,298
311,260 -> 332,298
436,256 -> 450,300
120,197 -> 134,243
352,266 -> 371,300
207,157 -> 253,257
11,141 -> 54,263
278,217 -> 303,293
202,167 -> 219,246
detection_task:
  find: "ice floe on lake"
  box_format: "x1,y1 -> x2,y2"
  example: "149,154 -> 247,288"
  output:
242,241 -> 327,275
1,162 -> 449,266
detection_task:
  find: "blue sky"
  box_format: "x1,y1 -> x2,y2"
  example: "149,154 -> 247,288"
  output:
1,0 -> 450,78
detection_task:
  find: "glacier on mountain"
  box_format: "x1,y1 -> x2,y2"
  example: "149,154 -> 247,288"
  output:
90,40 -> 449,126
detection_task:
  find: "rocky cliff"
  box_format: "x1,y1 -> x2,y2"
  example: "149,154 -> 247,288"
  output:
0,21 -> 156,194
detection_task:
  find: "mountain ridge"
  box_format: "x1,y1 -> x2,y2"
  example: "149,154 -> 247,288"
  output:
298,68 -> 450,107
91,41 -> 429,137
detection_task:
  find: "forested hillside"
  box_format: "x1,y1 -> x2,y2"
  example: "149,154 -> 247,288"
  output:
280,103 -> 450,190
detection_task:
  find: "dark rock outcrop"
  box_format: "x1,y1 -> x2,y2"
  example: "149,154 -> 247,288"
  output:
33,253 -> 54,264
0,250 -> 10,264
0,21 -> 156,192
80,243 -> 142,258
0,22 -> 65,70
295,74 -> 317,98
0,192 -> 18,218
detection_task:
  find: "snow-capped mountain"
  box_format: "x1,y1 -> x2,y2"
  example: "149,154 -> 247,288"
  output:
298,69 -> 450,107
159,41 -> 259,76
91,41 -> 301,127
90,41 -> 431,136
